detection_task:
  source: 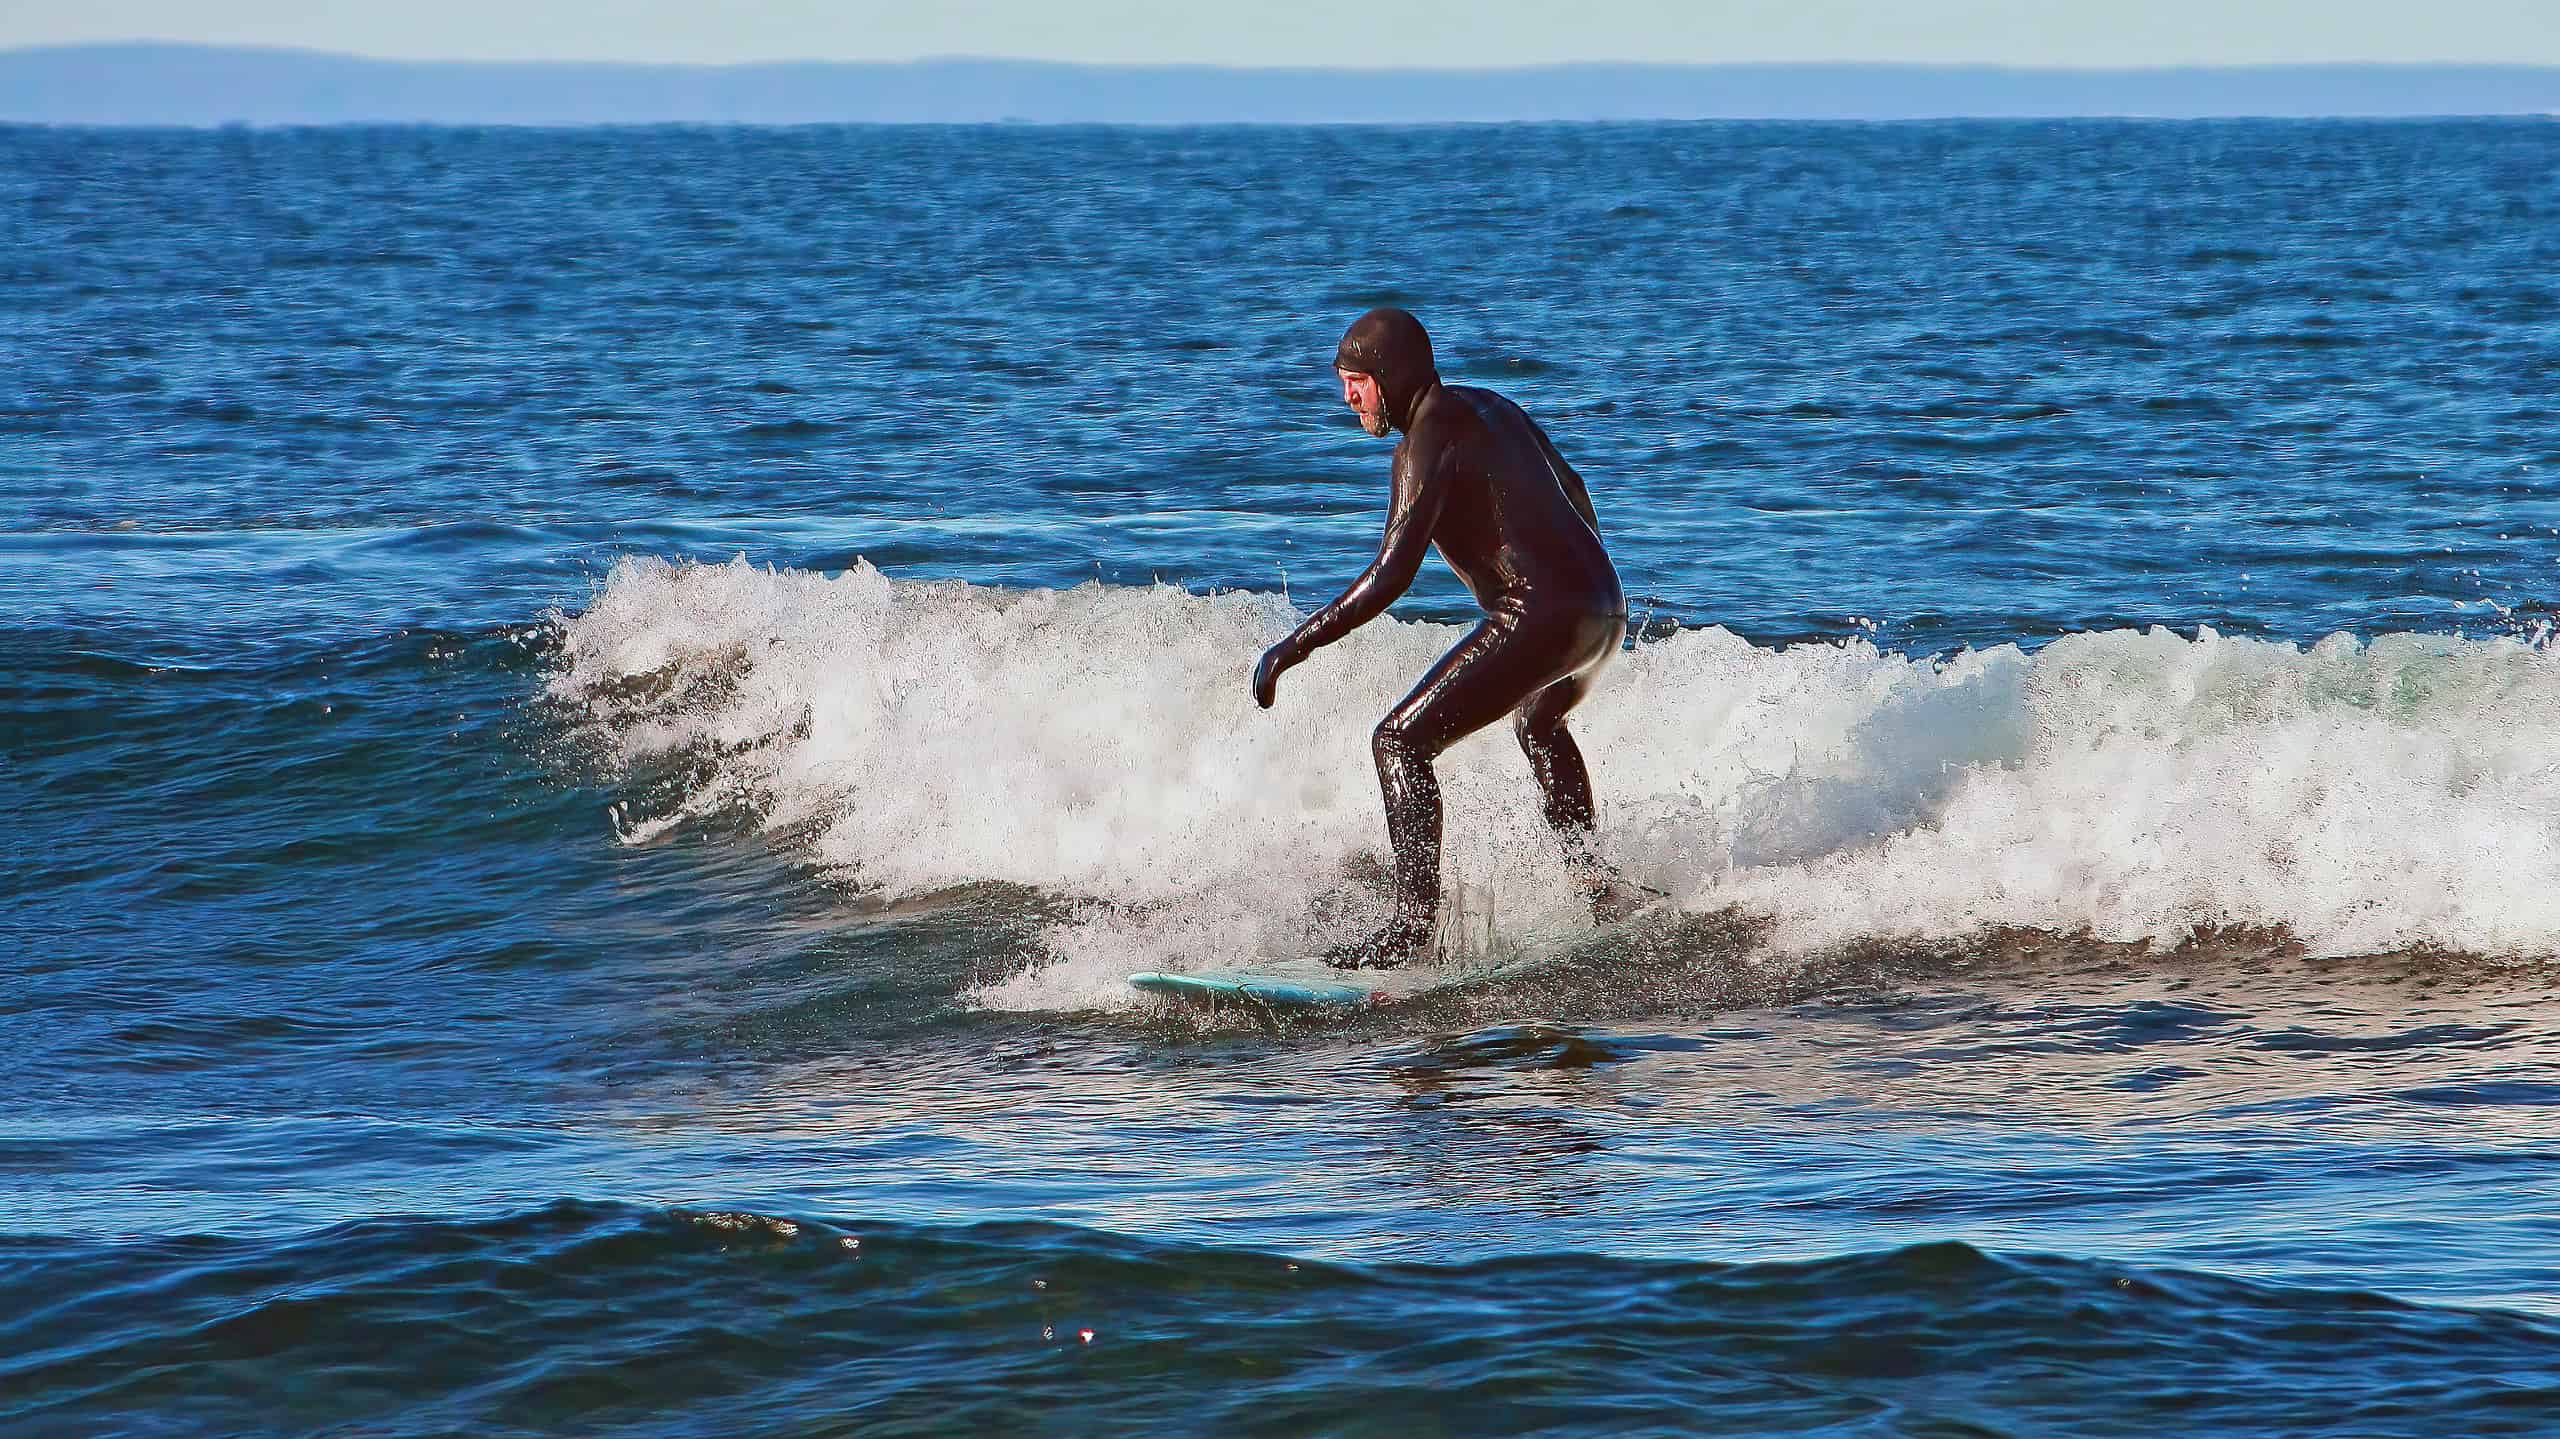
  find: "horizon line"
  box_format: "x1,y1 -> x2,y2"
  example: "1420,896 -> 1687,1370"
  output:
13,41 -> 2560,76
13,43 -> 2555,125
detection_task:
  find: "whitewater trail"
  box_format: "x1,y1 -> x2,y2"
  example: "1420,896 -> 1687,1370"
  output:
550,556 -> 2560,1008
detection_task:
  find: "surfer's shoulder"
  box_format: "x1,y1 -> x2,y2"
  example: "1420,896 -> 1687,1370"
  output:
1408,384 -> 1492,452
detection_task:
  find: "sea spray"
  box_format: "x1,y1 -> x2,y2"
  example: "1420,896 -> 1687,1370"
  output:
551,557 -> 2560,1004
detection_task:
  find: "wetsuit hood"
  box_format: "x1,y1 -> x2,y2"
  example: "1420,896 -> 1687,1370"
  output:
1335,307 -> 1440,432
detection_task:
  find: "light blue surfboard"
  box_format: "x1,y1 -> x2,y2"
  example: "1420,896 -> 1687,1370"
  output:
1125,970 -> 1384,1009
1127,898 -> 1672,1012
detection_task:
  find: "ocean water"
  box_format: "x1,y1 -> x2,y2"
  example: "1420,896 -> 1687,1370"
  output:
6,120 -> 2560,1435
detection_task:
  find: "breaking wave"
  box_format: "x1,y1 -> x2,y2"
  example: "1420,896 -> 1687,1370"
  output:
550,557 -> 2560,1005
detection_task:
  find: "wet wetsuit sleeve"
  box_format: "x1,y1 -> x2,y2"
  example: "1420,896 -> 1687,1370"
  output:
1283,434 -> 1450,658
1529,419 -> 1602,538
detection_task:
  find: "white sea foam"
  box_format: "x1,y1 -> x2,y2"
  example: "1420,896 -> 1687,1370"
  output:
550,556 -> 2560,1007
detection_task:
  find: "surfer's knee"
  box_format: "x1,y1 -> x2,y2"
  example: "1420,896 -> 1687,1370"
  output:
1372,713 -> 1439,772
1372,716 -> 1414,770
1513,705 -> 1560,751
1517,688 -> 1588,762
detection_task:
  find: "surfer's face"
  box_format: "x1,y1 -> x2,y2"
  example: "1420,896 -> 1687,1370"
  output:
1339,367 -> 1390,437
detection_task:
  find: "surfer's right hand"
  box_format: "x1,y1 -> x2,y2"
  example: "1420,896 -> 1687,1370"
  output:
1252,642 -> 1293,709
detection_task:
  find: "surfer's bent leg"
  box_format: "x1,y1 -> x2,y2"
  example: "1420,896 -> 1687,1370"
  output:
1514,613 -> 1646,921
1515,637 -> 1612,841
1334,610 -> 1595,969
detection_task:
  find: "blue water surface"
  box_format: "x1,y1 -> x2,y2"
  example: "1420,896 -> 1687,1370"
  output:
6,122 -> 2560,1436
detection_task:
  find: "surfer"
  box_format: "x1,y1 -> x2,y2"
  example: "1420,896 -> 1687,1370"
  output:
1253,307 -> 1639,968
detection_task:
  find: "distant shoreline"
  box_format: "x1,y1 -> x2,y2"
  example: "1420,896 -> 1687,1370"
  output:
6,43 -> 2558,125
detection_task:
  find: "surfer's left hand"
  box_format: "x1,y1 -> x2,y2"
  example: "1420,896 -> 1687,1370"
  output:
1252,642 -> 1293,709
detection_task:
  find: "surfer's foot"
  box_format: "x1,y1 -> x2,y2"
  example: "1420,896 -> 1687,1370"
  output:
1581,872 -> 1667,927
1323,915 -> 1433,970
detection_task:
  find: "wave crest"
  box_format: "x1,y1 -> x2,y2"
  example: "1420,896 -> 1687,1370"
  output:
550,557 -> 2560,1000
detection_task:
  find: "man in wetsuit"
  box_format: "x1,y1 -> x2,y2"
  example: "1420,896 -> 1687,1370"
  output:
1252,307 -> 1634,968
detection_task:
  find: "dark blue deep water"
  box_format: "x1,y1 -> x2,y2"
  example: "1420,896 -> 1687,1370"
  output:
7,122 -> 2560,1435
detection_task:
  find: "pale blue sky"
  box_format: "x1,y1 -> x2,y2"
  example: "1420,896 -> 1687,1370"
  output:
4,0 -> 2559,67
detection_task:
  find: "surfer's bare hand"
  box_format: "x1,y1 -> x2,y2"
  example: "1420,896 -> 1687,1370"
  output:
1252,643 -> 1292,709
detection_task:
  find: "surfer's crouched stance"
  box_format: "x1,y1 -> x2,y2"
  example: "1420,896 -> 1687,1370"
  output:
1253,307 -> 1639,969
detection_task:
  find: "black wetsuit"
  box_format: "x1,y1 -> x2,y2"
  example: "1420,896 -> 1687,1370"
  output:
1254,308 -> 1629,967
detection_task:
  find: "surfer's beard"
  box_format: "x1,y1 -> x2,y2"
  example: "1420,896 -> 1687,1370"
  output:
1356,403 -> 1391,437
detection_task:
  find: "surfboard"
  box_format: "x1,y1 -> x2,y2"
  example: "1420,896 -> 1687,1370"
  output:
1127,896 -> 1672,1013
1125,970 -> 1384,1009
